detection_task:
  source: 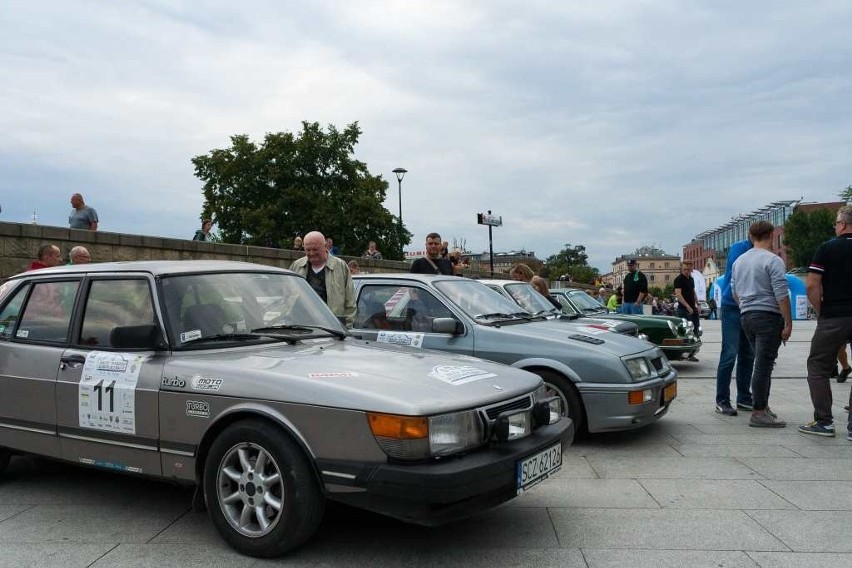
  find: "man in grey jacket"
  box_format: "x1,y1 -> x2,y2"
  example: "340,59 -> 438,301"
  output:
731,220 -> 791,428
290,231 -> 356,328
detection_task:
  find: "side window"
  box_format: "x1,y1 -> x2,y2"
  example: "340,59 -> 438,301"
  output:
0,284 -> 30,340
80,279 -> 155,347
356,285 -> 454,333
16,281 -> 80,343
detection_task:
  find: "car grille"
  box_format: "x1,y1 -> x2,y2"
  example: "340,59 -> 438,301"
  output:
482,394 -> 533,420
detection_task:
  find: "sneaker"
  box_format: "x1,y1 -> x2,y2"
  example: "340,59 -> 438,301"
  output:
765,407 -> 778,419
715,403 -> 737,416
848,432 -> 852,441
736,402 -> 754,411
838,367 -> 851,383
831,365 -> 839,378
687,356 -> 699,362
749,412 -> 786,428
798,421 -> 835,437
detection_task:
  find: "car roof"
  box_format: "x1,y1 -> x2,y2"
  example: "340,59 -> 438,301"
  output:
353,273 -> 463,284
6,260 -> 293,281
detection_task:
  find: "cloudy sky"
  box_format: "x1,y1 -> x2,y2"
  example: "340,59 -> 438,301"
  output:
2,1 -> 850,270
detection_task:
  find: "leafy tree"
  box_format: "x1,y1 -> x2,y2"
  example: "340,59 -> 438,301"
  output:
783,207 -> 835,268
633,244 -> 671,257
541,244 -> 600,284
840,184 -> 852,203
192,121 -> 410,258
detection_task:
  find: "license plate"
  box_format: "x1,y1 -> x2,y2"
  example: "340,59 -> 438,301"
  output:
663,383 -> 677,403
516,442 -> 562,495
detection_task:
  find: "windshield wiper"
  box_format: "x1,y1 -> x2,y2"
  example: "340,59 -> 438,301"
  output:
531,309 -> 557,317
474,312 -> 518,320
251,324 -> 347,340
181,333 -> 283,346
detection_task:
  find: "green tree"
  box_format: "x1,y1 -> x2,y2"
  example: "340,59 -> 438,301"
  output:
840,184 -> 852,203
541,244 -> 600,284
783,208 -> 835,268
191,121 -> 410,258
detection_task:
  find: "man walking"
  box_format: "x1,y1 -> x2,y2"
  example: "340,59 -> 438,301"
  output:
410,233 -> 454,275
289,231 -> 356,328
714,239 -> 755,416
621,258 -> 648,314
69,193 -> 98,230
799,205 -> 852,438
731,221 -> 791,428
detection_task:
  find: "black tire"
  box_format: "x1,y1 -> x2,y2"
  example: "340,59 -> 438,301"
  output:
533,369 -> 586,434
0,449 -> 10,474
203,419 -> 325,558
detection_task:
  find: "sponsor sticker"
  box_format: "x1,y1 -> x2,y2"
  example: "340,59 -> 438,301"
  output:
162,376 -> 186,388
180,329 -> 202,343
377,331 -> 424,348
576,326 -> 607,335
16,329 -> 29,338
308,372 -> 359,379
428,365 -> 496,385
190,376 -> 223,391
186,400 -> 211,418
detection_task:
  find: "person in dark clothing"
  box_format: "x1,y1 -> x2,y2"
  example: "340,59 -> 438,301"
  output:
410,232 -> 454,275
621,258 -> 648,314
799,205 -> 852,438
674,261 -> 701,338
193,219 -> 213,241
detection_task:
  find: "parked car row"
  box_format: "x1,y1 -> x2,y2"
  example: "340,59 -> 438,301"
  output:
0,262 -> 678,559
548,288 -> 702,362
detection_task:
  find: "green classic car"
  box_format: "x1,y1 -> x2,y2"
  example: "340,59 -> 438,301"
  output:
549,288 -> 702,362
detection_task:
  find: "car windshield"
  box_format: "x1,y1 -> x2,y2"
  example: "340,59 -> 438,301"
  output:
434,279 -> 529,322
553,294 -> 580,316
503,283 -> 559,316
160,271 -> 345,348
568,290 -> 607,312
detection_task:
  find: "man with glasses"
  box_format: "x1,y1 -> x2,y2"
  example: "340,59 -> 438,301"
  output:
799,205 -> 852,438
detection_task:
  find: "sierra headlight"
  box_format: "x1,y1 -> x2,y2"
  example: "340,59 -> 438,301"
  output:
667,320 -> 678,335
624,356 -> 653,380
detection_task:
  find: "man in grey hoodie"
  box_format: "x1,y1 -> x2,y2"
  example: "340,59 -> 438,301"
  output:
730,220 -> 791,428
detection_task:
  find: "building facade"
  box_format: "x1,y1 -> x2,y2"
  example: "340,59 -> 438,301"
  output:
604,254 -> 682,291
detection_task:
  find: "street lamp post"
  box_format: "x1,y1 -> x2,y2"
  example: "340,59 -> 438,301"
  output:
392,167 -> 407,255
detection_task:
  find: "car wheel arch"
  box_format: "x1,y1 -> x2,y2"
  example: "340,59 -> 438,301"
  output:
194,407 -> 324,493
520,364 -> 587,434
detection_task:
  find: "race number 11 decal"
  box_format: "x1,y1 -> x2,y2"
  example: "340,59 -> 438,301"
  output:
79,352 -> 144,434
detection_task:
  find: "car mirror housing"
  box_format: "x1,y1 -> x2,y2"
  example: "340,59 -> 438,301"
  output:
109,324 -> 166,350
431,318 -> 461,335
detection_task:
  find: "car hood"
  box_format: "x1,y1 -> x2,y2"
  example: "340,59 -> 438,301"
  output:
548,315 -> 637,335
485,319 -> 653,357
162,338 -> 540,416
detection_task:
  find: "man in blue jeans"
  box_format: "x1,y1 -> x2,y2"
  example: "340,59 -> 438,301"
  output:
714,239 -> 755,416
731,221 -> 792,428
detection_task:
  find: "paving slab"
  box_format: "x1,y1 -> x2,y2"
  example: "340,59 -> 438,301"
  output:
639,479 -> 797,509
759,480 -> 852,510
746,510 -> 852,553
747,551 -> 852,567
583,548 -> 759,568
0,543 -> 117,568
548,508 -> 789,551
737,457 -> 852,481
586,455 -> 762,479
507,478 -> 660,509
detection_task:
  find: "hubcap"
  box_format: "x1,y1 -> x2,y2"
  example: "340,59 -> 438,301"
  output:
544,382 -> 570,418
217,442 -> 285,537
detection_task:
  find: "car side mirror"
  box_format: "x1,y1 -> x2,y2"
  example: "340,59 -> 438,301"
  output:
110,324 -> 166,350
431,318 -> 461,335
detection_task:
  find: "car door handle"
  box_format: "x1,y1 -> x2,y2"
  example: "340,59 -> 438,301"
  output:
60,354 -> 86,369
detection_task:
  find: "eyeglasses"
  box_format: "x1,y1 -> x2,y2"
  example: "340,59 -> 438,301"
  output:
836,220 -> 845,226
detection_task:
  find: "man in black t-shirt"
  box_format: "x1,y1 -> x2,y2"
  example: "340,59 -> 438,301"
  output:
674,261 -> 702,340
621,258 -> 648,314
410,232 -> 454,275
799,205 -> 852,438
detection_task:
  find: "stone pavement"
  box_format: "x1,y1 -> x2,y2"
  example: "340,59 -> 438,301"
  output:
0,320 -> 851,567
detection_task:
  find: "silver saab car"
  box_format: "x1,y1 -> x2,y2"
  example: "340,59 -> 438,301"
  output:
0,261 -> 572,558
352,274 -> 678,436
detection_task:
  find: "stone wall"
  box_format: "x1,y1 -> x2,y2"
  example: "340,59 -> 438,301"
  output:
0,222 -> 413,278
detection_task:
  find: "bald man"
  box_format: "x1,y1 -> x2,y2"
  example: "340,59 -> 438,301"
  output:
289,231 -> 356,327
69,193 -> 98,230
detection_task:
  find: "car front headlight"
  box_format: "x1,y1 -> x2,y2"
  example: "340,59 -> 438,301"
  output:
623,356 -> 653,380
428,411 -> 484,456
367,411 -> 485,461
667,320 -> 678,335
